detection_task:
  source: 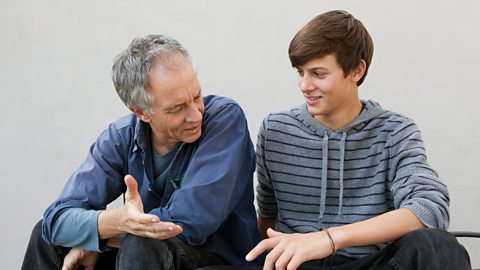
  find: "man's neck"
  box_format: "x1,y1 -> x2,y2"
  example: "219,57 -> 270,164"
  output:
151,136 -> 180,156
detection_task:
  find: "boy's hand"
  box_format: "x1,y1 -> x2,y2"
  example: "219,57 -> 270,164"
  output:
246,228 -> 333,270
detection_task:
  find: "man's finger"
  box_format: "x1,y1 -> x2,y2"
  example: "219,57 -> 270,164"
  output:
137,222 -> 183,239
129,211 -> 160,224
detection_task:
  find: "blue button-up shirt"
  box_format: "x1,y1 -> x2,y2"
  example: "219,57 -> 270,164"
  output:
42,95 -> 260,265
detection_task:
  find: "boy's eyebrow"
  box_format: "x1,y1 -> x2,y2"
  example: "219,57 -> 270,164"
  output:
307,66 -> 329,72
297,66 -> 329,72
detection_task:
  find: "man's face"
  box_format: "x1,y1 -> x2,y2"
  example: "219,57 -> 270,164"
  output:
296,54 -> 360,124
139,58 -> 204,154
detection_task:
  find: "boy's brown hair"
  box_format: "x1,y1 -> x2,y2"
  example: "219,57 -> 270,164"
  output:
289,10 -> 374,86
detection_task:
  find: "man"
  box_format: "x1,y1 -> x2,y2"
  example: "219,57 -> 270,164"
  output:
245,10 -> 471,270
22,34 -> 260,269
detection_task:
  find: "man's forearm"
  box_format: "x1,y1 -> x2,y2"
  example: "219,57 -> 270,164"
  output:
97,207 -> 126,240
330,208 -> 425,250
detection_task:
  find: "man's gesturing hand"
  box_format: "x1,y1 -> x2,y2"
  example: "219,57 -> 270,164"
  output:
121,175 -> 183,239
98,175 -> 183,241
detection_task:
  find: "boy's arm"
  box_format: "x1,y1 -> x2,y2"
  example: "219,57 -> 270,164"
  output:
247,208 -> 423,269
257,217 -> 276,239
331,208 -> 424,251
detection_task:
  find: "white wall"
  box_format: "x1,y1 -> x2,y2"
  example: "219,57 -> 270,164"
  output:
1,0 -> 479,268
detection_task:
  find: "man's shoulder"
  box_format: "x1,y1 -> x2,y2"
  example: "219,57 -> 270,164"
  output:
202,95 -> 247,122
101,113 -> 140,141
203,95 -> 240,111
109,113 -> 139,130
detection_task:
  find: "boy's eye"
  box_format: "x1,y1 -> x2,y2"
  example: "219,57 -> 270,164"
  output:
297,70 -> 304,76
313,71 -> 327,78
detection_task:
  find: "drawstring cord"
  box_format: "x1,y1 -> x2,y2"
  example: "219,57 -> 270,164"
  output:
338,132 -> 347,215
319,131 -> 329,220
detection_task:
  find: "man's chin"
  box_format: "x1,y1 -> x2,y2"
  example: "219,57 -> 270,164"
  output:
182,131 -> 202,144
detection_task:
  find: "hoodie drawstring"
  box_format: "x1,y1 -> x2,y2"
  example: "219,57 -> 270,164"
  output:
338,132 -> 347,215
319,131 -> 329,220
319,131 -> 347,220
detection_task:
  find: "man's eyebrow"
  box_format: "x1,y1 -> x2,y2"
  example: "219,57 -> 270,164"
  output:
166,89 -> 202,110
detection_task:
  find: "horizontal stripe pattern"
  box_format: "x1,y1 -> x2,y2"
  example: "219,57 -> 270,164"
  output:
256,100 -> 449,259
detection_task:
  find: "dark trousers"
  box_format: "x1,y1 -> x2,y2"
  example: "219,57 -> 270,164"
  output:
198,228 -> 472,270
22,220 -> 226,270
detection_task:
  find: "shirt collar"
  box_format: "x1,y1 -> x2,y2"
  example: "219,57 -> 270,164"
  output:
133,117 -> 151,152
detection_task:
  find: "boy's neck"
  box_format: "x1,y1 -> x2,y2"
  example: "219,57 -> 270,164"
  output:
314,100 -> 363,132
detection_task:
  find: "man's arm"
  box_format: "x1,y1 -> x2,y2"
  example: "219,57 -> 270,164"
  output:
44,118 -> 182,251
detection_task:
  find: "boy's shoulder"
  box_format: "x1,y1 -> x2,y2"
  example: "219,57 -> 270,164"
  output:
261,105 -> 305,127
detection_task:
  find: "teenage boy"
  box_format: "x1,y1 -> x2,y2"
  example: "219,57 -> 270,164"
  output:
247,10 -> 471,270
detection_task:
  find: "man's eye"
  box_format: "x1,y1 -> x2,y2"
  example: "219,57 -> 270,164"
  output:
297,70 -> 304,76
169,105 -> 182,113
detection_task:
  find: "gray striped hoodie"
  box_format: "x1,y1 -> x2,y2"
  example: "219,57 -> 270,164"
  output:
255,100 -> 449,258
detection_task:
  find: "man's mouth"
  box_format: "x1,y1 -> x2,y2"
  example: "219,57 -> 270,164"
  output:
185,124 -> 200,132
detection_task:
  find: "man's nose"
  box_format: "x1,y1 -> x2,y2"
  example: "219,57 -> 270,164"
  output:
185,103 -> 202,122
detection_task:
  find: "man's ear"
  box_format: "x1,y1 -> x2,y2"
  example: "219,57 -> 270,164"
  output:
351,60 -> 367,83
130,107 -> 151,123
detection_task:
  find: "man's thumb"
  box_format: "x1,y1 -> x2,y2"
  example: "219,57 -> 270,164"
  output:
124,175 -> 139,199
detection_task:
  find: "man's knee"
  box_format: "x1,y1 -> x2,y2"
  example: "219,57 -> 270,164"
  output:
27,219 -> 52,251
22,220 -> 65,270
121,234 -> 170,254
30,220 -> 43,241
117,235 -> 173,269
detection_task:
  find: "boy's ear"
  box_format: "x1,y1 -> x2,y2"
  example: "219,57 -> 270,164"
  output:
351,60 -> 367,83
130,107 -> 151,123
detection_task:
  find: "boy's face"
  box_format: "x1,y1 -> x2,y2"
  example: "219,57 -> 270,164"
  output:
296,54 -> 361,126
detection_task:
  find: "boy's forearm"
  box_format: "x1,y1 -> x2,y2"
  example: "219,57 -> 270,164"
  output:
257,216 -> 276,239
331,208 -> 424,250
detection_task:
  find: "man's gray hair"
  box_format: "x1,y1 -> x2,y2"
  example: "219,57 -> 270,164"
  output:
112,34 -> 192,114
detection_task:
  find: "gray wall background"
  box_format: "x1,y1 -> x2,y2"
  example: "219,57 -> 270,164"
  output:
1,0 -> 479,268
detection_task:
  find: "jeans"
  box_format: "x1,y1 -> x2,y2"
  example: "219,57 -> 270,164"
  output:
22,220 -> 226,270
197,228 -> 471,270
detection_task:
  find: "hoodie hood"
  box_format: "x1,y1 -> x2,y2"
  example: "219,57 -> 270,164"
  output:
290,100 -> 387,220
